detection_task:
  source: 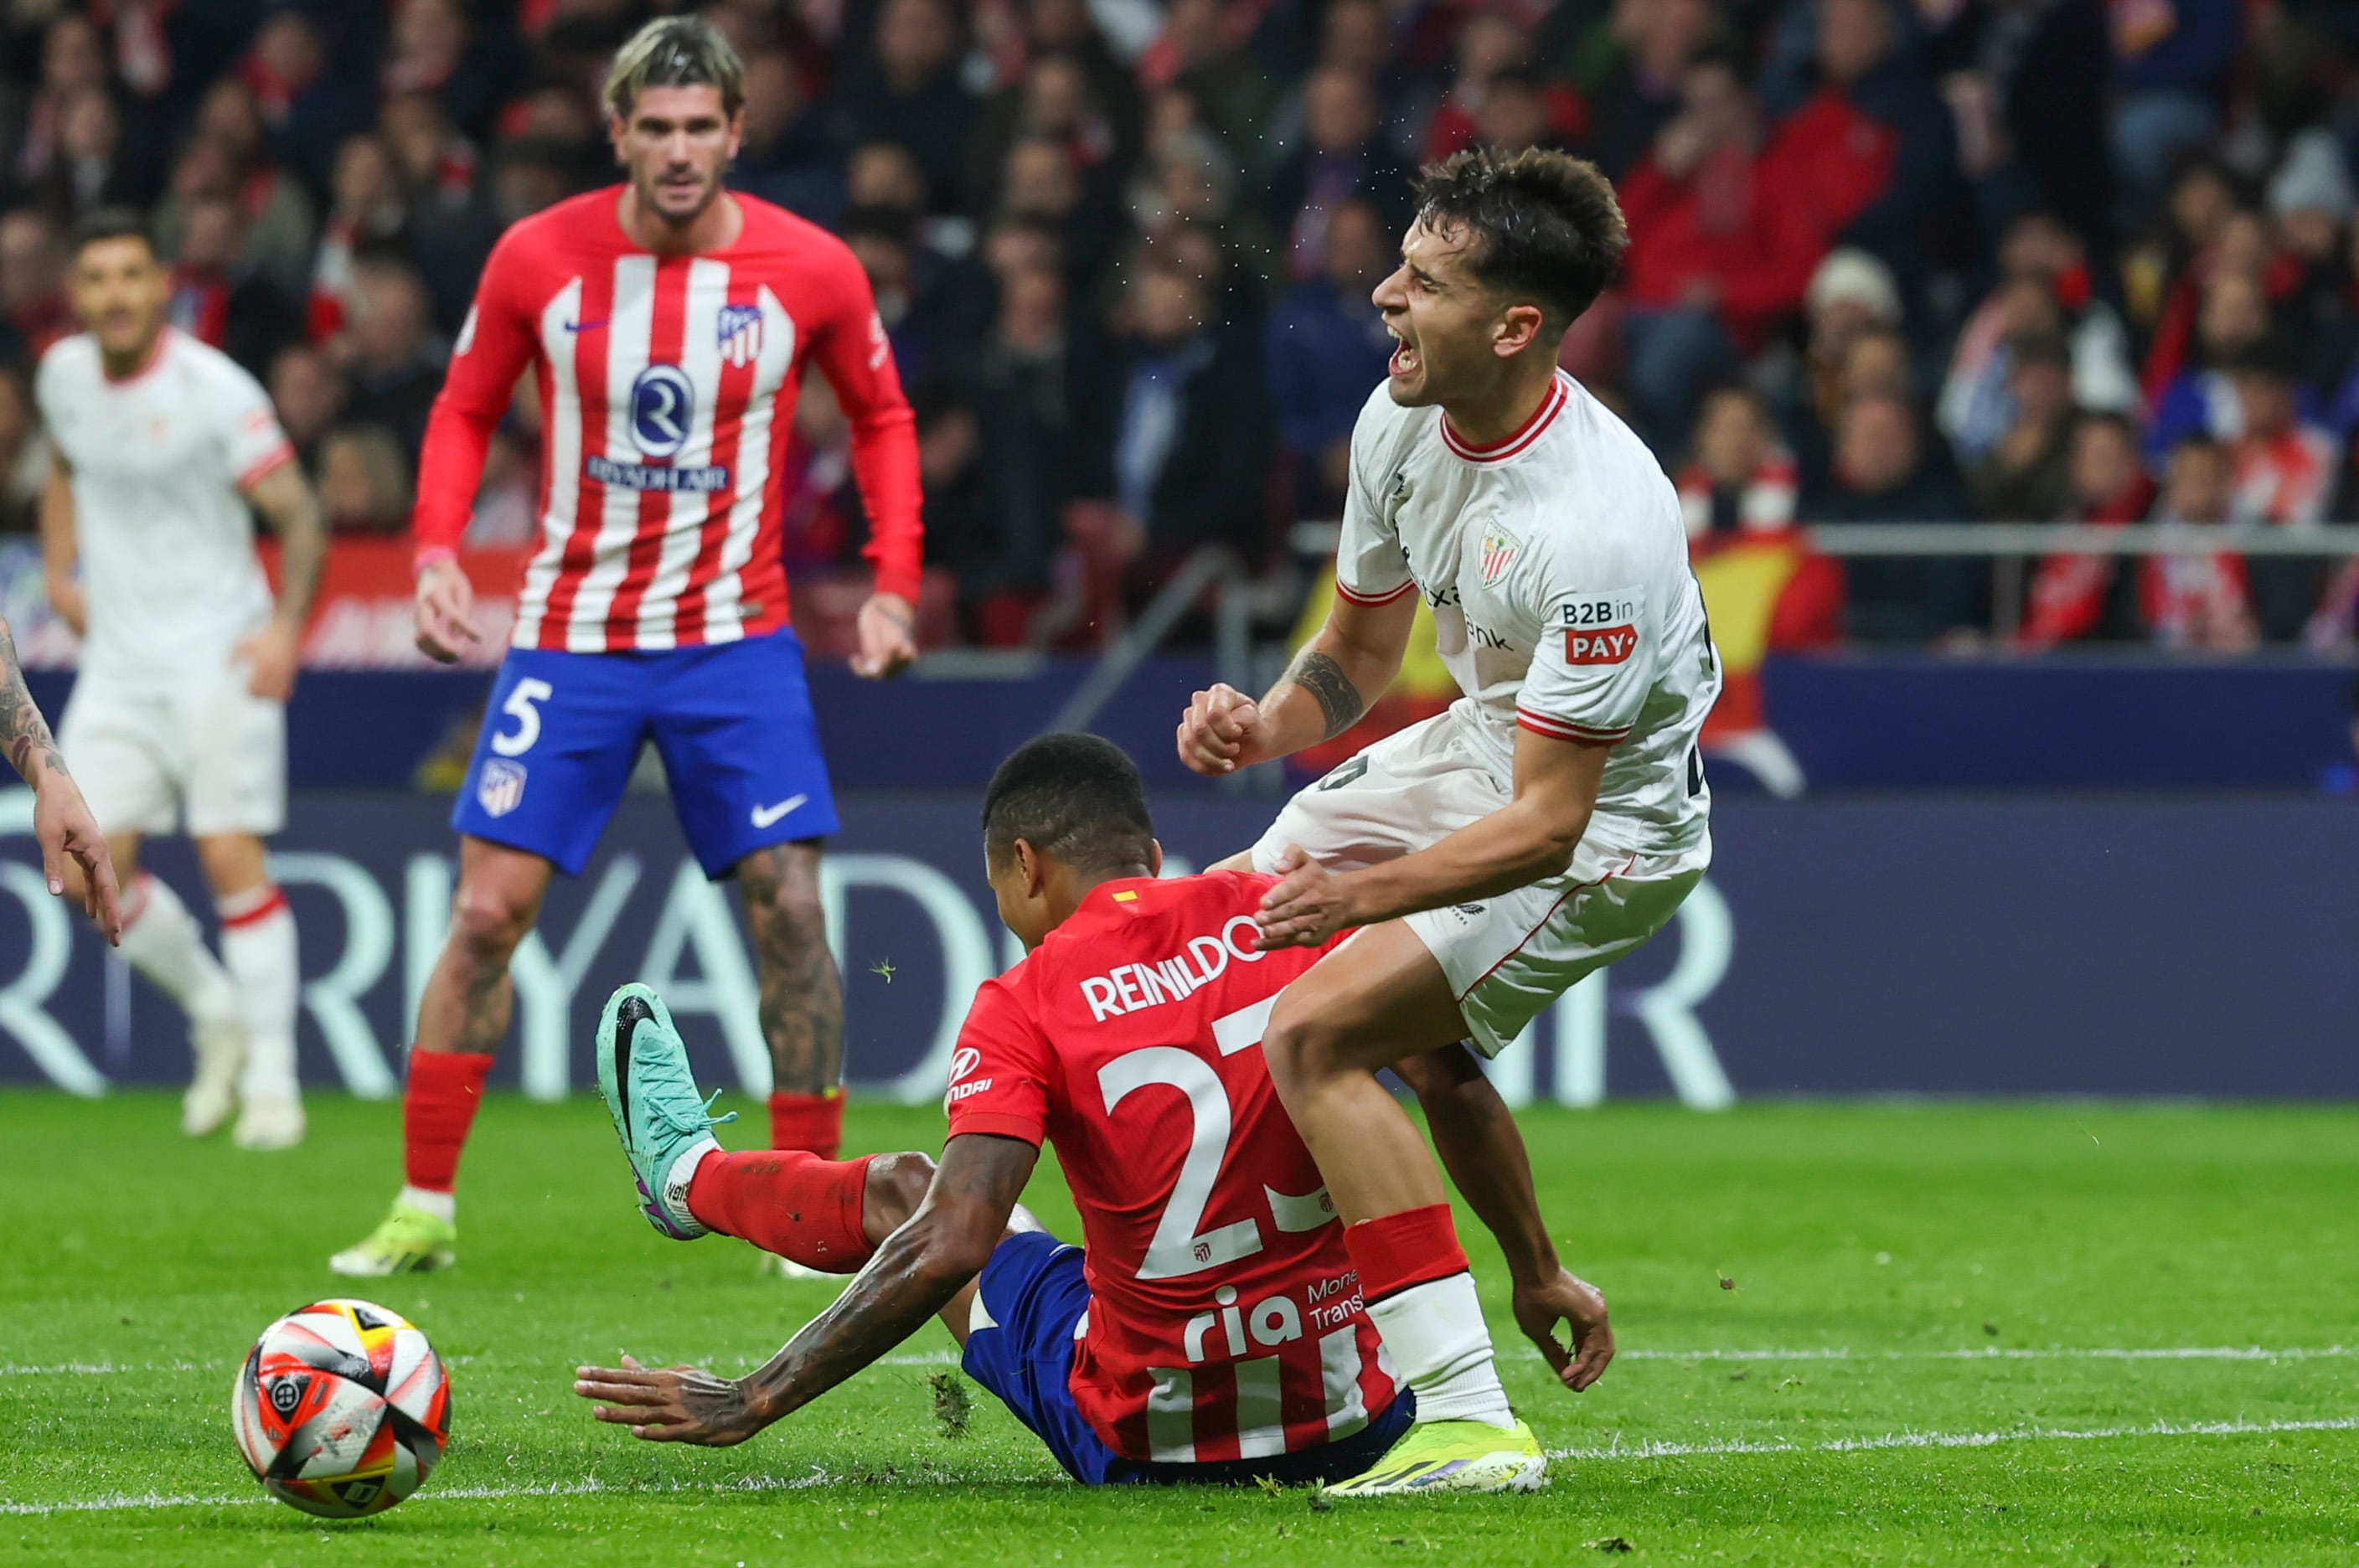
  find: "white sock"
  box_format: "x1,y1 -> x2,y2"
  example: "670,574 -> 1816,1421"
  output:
1365,1271 -> 1517,1430
399,1185 -> 457,1224
219,885 -> 300,1102
118,874 -> 236,1024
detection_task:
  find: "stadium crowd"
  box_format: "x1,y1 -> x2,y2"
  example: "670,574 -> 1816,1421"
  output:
3,0 -> 2359,650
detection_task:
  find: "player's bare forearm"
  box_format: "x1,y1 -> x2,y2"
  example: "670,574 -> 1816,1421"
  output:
0,615 -> 65,788
246,463 -> 328,627
1254,597 -> 1416,758
735,1135 -> 1035,1429
1396,1045 -> 1561,1287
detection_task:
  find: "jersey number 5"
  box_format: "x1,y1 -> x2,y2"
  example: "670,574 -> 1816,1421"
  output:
1097,999 -> 1336,1282
490,678 -> 555,758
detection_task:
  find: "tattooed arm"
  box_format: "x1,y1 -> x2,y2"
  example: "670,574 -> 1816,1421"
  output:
1,613 -> 121,940
1176,586 -> 1419,776
236,461 -> 329,703
572,1133 -> 1036,1445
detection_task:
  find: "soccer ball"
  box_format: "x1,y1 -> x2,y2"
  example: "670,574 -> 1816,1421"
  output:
231,1297 -> 452,1518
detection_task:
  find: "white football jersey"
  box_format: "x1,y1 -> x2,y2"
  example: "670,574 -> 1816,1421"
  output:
35,328 -> 292,687
1334,371 -> 1720,858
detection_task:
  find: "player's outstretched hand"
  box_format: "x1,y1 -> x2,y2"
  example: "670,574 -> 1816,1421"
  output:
413,558 -> 483,664
574,1354 -> 767,1447
34,771 -> 121,944
1253,843 -> 1355,949
233,620 -> 302,702
1512,1266 -> 1614,1393
1177,683 -> 1262,776
852,591 -> 917,678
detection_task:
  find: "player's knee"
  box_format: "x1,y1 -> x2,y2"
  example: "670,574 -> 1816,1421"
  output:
862,1149 -> 935,1238
1260,999 -> 1340,1096
447,880 -> 536,962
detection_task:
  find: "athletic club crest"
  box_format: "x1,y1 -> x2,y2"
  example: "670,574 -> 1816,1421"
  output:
715,303 -> 764,368
477,758 -> 528,818
1479,527 -> 1520,585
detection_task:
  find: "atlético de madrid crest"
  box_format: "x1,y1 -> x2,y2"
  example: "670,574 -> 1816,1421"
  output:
1479,526 -> 1520,585
716,303 -> 764,368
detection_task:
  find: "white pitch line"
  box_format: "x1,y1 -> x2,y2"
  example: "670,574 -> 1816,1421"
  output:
1547,1414 -> 2359,1462
5,1345 -> 2346,1379
7,1416 -> 2356,1517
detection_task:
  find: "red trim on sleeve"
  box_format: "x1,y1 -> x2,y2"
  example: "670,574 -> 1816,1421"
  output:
237,442 -> 297,489
1515,707 -> 1631,744
1334,576 -> 1417,606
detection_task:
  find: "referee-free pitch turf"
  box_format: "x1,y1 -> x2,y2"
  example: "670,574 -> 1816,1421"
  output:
3,1094 -> 2354,1566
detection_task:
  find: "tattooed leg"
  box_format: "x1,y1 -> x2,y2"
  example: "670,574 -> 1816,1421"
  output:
738,841 -> 843,1094
412,837 -> 553,1057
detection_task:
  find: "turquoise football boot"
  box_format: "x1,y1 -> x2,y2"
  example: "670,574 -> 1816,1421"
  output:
595,983 -> 736,1239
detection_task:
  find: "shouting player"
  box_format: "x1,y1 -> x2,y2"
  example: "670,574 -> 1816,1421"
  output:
572,735 -> 1602,1490
39,209 -> 328,1150
1176,149 -> 1718,1493
331,18 -> 924,1277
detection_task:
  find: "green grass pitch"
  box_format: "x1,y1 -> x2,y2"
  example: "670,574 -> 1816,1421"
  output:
3,1092 -> 2354,1565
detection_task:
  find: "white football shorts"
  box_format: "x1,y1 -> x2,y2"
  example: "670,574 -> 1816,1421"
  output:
1249,709 -> 1706,1058
59,664 -> 286,838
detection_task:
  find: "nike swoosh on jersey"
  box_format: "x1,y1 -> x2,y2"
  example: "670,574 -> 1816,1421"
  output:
563,318 -> 609,333
750,794 -> 809,828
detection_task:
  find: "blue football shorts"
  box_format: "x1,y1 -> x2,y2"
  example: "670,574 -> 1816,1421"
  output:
959,1230 -> 1416,1487
450,628 -> 840,879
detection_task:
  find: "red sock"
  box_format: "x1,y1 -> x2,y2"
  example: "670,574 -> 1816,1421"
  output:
767,1088 -> 845,1158
685,1150 -> 877,1271
402,1051 -> 494,1193
1345,1203 -> 1471,1303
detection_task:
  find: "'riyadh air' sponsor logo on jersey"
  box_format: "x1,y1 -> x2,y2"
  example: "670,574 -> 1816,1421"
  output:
584,364 -> 731,492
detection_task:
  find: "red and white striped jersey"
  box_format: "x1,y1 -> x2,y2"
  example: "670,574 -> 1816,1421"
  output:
946,873 -> 1400,1466
411,189 -> 921,652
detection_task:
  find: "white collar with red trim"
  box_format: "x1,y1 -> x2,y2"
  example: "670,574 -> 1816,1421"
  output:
1438,373 -> 1570,465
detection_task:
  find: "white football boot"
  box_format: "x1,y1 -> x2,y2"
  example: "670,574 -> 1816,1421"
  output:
234,1093 -> 307,1151
182,1011 -> 249,1137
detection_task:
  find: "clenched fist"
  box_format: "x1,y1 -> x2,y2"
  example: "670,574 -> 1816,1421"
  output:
1176,683 -> 1263,776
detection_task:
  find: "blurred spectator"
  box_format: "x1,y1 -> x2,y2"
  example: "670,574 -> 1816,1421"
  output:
381,0 -> 510,143
2142,433 -> 2258,651
1424,11 -> 1585,162
1969,332 -> 2078,523
2109,0 -> 2243,222
152,81 -> 317,297
2016,413 -> 2158,648
1582,0 -> 1719,182
12,15 -> 112,191
1784,0 -> 1957,292
1939,215 -> 2139,462
1814,394 -> 1981,641
2226,338 -> 2339,529
317,425 -> 416,534
1679,386 -> 1799,544
382,93 -> 477,212
268,343 -> 350,473
1923,0 -> 2112,245
1076,260 -> 1270,596
1140,0 -> 1277,157
970,49 -> 1129,219
832,0 -> 980,209
1262,195 -> 1394,518
1265,69 -> 1413,284
0,209 -> 70,367
162,193 -> 304,376
338,257 -> 444,457
2143,270 -> 2271,461
26,88 -> 141,226
311,136 -> 412,345
732,51 -> 843,222
238,10 -> 359,192
951,260 -> 1082,643
1787,247 -> 1906,488
0,364 -> 48,534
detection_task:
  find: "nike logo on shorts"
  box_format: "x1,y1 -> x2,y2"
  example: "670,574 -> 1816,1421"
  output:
751,794 -> 809,828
